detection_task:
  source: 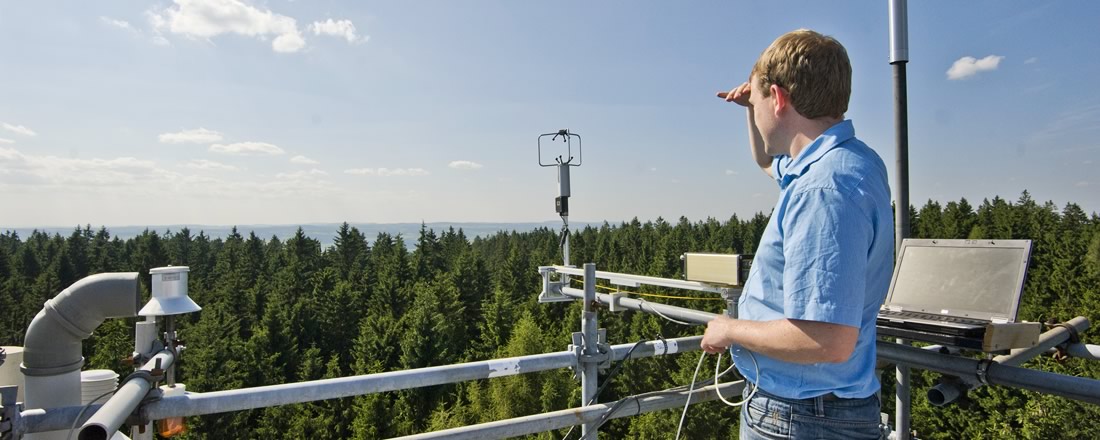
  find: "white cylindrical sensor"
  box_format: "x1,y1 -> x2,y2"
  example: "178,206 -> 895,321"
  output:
889,0 -> 909,63
140,266 -> 201,316
558,164 -> 571,198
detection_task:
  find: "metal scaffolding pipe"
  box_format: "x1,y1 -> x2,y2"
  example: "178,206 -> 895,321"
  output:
137,336 -> 698,422
999,317 -> 1090,366
877,342 -> 1100,405
580,263 -> 599,439
143,354 -> 576,420
927,317 -> 1090,406
394,381 -> 747,440
77,350 -> 174,440
560,287 -> 714,325
1064,343 -> 1100,361
20,336 -> 706,433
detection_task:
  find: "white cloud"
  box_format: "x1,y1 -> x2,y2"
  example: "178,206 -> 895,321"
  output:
0,146 -> 176,187
344,167 -> 430,177
273,31 -> 306,53
277,169 -> 328,179
1077,181 -> 1090,187
158,127 -> 224,144
448,160 -> 482,170
946,55 -> 1004,80
0,138 -> 13,144
149,0 -> 307,53
100,16 -> 135,31
649,167 -> 657,172
725,169 -> 738,175
2,123 -> 37,137
0,147 -> 347,207
1024,57 -> 1039,64
290,155 -> 319,165
209,141 -> 285,155
309,18 -> 367,44
185,159 -> 239,171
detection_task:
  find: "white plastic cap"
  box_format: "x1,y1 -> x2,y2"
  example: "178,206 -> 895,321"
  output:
139,266 -> 201,316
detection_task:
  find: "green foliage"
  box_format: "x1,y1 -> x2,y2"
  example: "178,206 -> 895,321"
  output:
1,193 -> 1097,438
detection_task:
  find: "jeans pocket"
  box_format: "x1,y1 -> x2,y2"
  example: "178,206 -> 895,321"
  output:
742,398 -> 791,439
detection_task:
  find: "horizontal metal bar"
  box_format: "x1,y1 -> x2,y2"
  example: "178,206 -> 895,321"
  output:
552,266 -> 728,293
561,287 -> 715,325
877,341 -> 1100,405
394,381 -> 747,440
611,336 -> 702,360
142,352 -> 578,420
24,336 -> 704,431
925,318 -> 1090,406
16,406 -> 101,436
139,336 -> 698,421
1063,343 -> 1100,361
997,317 -> 1090,367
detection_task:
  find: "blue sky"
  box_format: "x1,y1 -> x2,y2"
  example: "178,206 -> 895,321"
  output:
1,1 -> 1098,227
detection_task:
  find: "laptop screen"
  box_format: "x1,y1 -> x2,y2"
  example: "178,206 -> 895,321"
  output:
887,240 -> 1031,320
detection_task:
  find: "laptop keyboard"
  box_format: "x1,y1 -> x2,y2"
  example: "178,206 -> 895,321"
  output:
879,310 -> 987,326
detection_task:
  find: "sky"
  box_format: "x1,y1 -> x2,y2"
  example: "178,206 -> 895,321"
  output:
2,1 -> 1099,228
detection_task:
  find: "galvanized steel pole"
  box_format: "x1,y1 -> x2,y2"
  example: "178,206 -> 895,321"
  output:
877,342 -> 1100,405
136,337 -> 696,422
889,0 -> 912,436
927,317 -> 1091,406
22,336 -> 703,432
580,263 -> 599,439
559,287 -> 713,325
393,381 -> 747,440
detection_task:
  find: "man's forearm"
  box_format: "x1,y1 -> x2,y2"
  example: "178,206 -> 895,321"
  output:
703,316 -> 857,364
746,109 -> 773,176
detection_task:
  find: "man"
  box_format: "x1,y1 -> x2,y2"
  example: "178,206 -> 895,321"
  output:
700,29 -> 893,439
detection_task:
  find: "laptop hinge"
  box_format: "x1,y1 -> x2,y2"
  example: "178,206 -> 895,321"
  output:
990,317 -> 1009,324
885,305 -> 903,312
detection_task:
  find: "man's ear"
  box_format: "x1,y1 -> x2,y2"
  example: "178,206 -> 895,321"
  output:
770,84 -> 788,117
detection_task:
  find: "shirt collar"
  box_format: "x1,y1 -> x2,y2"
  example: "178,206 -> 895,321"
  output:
778,120 -> 855,188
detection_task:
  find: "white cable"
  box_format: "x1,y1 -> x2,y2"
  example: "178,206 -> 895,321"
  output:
675,346 -> 760,440
675,350 -> 708,440
714,346 -> 758,407
640,299 -> 695,326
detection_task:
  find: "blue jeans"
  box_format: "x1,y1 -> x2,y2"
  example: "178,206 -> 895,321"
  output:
739,385 -> 884,439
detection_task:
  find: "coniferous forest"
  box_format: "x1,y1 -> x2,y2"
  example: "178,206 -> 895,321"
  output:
2,191 -> 1099,439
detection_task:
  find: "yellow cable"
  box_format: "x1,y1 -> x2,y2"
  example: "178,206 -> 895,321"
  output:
570,279 -> 725,301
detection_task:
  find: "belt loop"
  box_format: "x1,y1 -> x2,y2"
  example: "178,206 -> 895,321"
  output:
814,395 -> 825,417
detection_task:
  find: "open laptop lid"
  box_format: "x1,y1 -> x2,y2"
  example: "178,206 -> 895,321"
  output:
883,239 -> 1032,322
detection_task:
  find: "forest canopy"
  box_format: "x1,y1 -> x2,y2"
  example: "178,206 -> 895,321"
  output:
2,191 -> 1099,439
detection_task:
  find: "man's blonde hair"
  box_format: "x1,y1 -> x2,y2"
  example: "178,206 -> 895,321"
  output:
751,29 -> 851,120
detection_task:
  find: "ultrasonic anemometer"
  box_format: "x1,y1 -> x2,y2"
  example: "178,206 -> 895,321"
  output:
538,129 -> 582,303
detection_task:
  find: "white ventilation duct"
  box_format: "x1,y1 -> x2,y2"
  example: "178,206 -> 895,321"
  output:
20,273 -> 139,440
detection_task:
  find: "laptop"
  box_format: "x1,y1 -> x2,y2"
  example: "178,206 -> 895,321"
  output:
877,239 -> 1032,338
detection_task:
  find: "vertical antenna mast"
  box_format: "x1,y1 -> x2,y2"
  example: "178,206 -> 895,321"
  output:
889,1 -> 912,439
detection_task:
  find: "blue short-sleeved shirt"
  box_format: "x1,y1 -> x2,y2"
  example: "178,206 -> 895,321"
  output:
732,120 -> 894,399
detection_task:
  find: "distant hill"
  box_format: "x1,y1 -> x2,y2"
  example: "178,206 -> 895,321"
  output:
1,221 -> 602,248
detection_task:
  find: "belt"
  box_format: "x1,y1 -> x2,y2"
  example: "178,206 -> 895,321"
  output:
749,384 -> 847,402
